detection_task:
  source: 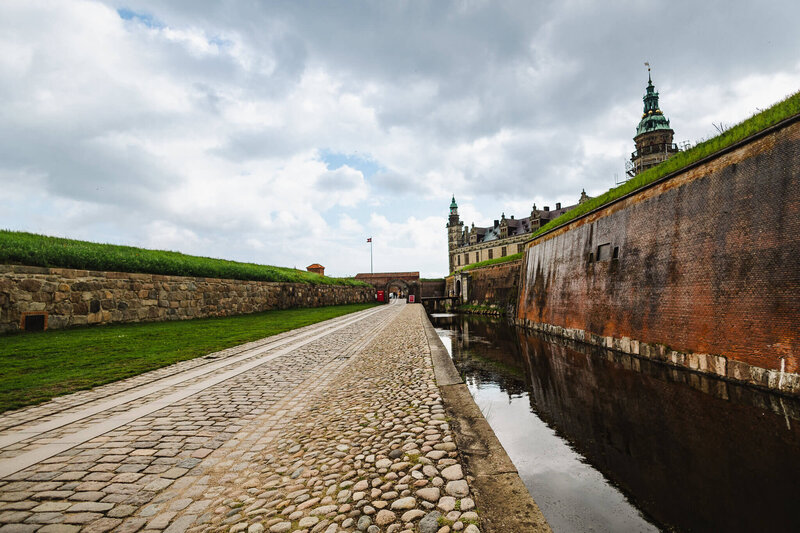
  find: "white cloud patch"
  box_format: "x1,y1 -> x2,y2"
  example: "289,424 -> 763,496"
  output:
1,0 -> 799,276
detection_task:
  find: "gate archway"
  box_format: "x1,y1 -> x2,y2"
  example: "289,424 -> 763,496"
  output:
354,272 -> 421,303
386,279 -> 409,299
385,279 -> 419,301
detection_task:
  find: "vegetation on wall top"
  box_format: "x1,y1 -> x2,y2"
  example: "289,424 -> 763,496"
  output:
530,90 -> 800,241
456,252 -> 523,273
0,230 -> 369,286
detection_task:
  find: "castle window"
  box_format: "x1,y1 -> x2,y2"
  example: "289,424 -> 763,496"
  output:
488,249 -> 493,259
457,255 -> 461,266
464,253 -> 468,265
517,244 -> 525,254
613,246 -> 620,260
475,252 -> 479,262
501,246 -> 507,257
597,243 -> 612,261
588,252 -> 594,263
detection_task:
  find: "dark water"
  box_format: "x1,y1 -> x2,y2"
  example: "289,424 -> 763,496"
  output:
429,313 -> 800,533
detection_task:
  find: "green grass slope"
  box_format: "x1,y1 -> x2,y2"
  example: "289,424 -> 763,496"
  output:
0,231 -> 367,286
457,252 -> 523,273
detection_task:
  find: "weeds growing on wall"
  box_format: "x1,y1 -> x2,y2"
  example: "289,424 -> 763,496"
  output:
530,90 -> 800,241
0,231 -> 368,286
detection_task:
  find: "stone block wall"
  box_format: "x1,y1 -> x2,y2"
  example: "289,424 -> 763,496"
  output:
457,259 -> 522,314
517,117 -> 800,395
0,265 -> 374,333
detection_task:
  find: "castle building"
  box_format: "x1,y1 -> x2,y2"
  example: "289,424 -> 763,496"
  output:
448,72 -> 678,272
627,69 -> 679,177
446,192 -> 589,273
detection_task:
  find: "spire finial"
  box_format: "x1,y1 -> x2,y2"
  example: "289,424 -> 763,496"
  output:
645,61 -> 651,84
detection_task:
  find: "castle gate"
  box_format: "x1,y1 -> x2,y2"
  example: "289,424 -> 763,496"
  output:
354,272 -> 420,303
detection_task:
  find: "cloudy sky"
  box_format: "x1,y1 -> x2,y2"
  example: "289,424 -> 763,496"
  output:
2,1 -> 799,277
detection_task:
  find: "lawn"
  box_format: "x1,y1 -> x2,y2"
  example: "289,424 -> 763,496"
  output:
0,302 -> 377,413
0,230 -> 367,286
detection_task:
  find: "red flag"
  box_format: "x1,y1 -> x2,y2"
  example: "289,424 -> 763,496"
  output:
367,237 -> 372,242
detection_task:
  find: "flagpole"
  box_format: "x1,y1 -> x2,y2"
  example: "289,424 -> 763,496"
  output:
370,238 -> 373,274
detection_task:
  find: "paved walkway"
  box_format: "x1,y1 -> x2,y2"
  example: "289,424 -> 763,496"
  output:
0,303 -> 483,533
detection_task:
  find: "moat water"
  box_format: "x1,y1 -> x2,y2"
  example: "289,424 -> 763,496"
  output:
429,313 -> 800,533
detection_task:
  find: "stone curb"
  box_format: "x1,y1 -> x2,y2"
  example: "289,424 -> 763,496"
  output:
420,308 -> 552,532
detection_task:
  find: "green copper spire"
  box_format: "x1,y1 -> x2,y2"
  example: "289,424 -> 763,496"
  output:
636,70 -> 672,137
450,195 -> 458,209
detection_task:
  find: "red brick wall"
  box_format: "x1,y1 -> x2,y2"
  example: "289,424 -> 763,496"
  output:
518,119 -> 800,381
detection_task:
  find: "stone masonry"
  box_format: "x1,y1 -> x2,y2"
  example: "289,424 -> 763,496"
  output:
0,265 -> 374,333
0,303 -> 489,533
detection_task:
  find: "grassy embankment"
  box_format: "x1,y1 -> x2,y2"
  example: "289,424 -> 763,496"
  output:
0,230 -> 367,286
529,90 -> 800,240
460,252 -> 523,272
0,303 -> 377,413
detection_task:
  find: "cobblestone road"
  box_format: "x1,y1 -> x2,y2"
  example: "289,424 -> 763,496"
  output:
0,303 -> 483,533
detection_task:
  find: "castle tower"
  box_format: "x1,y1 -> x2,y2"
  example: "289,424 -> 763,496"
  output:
628,68 -> 679,176
446,196 -> 463,272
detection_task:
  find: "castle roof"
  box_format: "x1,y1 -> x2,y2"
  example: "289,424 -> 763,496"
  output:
635,73 -> 672,137
466,204 -> 576,244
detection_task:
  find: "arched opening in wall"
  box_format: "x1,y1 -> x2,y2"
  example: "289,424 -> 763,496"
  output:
455,279 -> 462,297
387,280 -> 410,300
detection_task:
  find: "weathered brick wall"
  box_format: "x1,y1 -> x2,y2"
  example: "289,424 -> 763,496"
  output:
420,280 -> 446,298
464,259 -> 522,312
517,118 -> 800,394
0,265 -> 374,333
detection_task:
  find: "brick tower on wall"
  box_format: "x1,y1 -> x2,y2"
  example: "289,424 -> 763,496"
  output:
627,68 -> 679,177
446,196 -> 463,273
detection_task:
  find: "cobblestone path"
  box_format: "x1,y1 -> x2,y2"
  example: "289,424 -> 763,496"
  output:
0,303 -> 484,533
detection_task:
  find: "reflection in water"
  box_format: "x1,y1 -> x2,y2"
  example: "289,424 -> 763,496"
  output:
429,313 -> 800,533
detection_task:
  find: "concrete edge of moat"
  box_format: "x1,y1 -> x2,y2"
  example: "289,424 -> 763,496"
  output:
420,309 -> 553,533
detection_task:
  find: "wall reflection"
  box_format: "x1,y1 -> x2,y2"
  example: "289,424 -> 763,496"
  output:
430,313 -> 800,532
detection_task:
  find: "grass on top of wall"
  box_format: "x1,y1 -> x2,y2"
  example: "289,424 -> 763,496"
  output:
456,252 -> 523,273
0,230 -> 368,286
530,90 -> 800,241
0,302 -> 378,413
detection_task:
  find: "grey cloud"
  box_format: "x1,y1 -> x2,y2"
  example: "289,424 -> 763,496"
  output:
212,128 -> 305,161
0,127 -> 171,210
315,169 -> 362,192
371,171 -> 417,195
